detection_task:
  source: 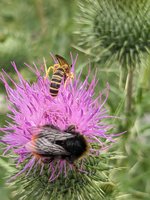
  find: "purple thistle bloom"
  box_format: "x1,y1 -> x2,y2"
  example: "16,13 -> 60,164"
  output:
0,54 -> 117,181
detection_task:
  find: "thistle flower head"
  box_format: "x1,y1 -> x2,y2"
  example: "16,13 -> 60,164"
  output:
0,54 -> 120,199
77,0 -> 150,67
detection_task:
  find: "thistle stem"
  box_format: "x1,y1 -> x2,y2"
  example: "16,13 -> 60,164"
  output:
125,67 -> 134,128
119,66 -> 127,89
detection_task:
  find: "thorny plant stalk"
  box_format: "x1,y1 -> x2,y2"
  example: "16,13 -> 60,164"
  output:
125,68 -> 134,117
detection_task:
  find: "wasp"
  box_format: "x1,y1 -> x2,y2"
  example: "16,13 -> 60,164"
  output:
26,125 -> 89,164
45,55 -> 74,97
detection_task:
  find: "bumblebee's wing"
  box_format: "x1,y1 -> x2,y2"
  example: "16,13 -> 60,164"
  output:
37,125 -> 74,141
26,125 -> 74,156
26,138 -> 69,156
55,54 -> 69,66
30,125 -> 74,141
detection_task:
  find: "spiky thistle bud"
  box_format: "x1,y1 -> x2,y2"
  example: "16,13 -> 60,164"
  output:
76,0 -> 150,68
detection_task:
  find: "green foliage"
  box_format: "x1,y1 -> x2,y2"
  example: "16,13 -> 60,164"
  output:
0,0 -> 77,68
139,53 -> 150,90
117,130 -> 150,200
0,32 -> 30,71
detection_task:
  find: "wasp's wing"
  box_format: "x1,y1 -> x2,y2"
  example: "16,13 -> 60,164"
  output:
55,54 -> 69,66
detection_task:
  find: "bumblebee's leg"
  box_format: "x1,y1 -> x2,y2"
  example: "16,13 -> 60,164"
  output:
65,125 -> 76,133
39,155 -> 54,164
72,163 -> 78,172
43,157 -> 54,164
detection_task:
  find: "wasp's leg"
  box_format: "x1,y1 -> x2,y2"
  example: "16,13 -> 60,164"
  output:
53,63 -> 60,72
69,72 -> 74,79
44,66 -> 54,80
64,77 -> 68,88
64,72 -> 74,88
44,64 -> 60,79
43,57 -> 53,78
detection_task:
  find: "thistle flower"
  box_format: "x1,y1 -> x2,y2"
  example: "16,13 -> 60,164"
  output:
0,54 -> 120,199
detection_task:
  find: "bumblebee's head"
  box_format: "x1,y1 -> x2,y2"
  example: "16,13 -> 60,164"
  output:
64,133 -> 89,163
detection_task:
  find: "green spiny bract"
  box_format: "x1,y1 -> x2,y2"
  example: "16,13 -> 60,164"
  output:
7,155 -> 119,200
76,0 -> 150,68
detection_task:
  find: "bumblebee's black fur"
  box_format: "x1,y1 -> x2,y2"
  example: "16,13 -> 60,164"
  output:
27,125 -> 88,164
56,132 -> 88,163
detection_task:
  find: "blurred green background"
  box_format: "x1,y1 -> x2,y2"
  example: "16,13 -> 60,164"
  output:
0,0 -> 150,199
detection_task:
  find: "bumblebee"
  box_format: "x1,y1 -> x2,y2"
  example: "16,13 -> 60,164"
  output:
26,125 -> 89,164
45,55 -> 74,97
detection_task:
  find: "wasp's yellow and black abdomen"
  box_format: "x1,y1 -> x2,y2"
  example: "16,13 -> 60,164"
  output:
50,68 -> 65,97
